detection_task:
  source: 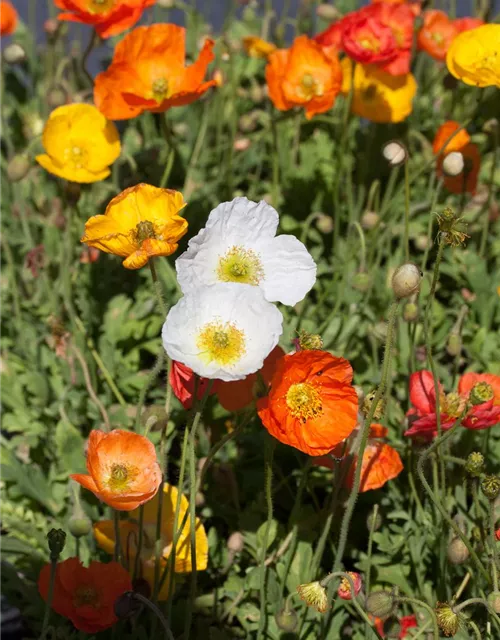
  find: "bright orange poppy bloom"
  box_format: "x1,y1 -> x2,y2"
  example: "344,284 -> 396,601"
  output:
243,36 -> 277,59
0,1 -> 17,36
81,183 -> 188,269
94,24 -> 216,120
71,429 -> 162,511
453,17 -> 484,34
417,10 -> 457,61
257,350 -> 358,456
55,0 -> 155,39
266,35 -> 343,120
432,120 -> 470,156
38,558 -> 132,633
459,373 -> 500,405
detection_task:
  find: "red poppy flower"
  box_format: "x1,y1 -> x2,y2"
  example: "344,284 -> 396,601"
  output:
432,120 -> 470,156
375,614 -> 418,638
170,361 -> 216,410
94,24 -> 216,120
375,3 -> 416,75
417,10 -> 457,61
313,20 -> 345,51
341,5 -> 398,66
453,17 -> 484,34
337,572 -> 363,600
38,558 -> 132,633
257,350 -> 358,456
0,1 -> 17,36
55,0 -> 155,39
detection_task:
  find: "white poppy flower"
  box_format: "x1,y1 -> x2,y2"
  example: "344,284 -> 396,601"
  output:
175,197 -> 316,306
162,282 -> 283,381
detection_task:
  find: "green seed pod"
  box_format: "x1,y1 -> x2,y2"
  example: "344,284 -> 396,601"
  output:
469,382 -> 494,406
365,590 -> 395,619
47,528 -> 67,559
481,475 -> 500,501
465,452 -> 485,477
275,607 -> 298,632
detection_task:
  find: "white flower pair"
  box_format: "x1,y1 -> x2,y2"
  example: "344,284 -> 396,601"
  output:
161,198 -> 316,381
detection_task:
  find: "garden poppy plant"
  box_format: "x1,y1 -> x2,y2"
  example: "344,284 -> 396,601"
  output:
0,1 -> 17,36
266,35 -> 343,120
94,483 -> 208,600
71,429 -> 162,510
55,0 -> 156,39
35,103 -> 120,183
81,183 -> 188,269
257,350 -> 358,456
38,558 -> 132,632
94,23 -> 216,120
446,24 -> 500,88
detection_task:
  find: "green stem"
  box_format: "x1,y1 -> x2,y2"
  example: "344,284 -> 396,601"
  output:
490,501 -> 499,592
271,112 -> 280,207
479,125 -> 498,257
131,592 -> 175,640
404,160 -> 410,261
39,558 -> 57,640
133,505 -> 144,581
257,437 -> 276,640
81,30 -> 99,88
396,597 -> 439,639
113,511 -> 121,563
365,504 -> 379,597
454,597 -> 500,625
468,620 -> 482,640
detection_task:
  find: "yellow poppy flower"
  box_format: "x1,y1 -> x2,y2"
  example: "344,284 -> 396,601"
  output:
35,103 -> 120,183
81,183 -> 188,269
93,483 -> 208,600
243,36 -> 277,59
446,24 -> 500,88
341,58 -> 417,123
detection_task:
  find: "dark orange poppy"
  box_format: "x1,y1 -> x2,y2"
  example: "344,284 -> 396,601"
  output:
257,350 -> 358,455
453,17 -> 484,34
417,10 -> 457,61
346,426 -> 403,492
0,1 -> 17,36
94,24 -> 216,120
432,120 -> 470,156
266,35 -> 343,120
55,0 -> 155,39
38,558 -> 132,633
71,429 -> 162,511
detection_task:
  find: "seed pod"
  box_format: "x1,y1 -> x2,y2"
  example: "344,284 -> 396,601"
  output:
465,452 -> 485,477
481,475 -> 500,500
47,528 -> 67,559
365,590 -> 395,618
275,607 -> 298,632
392,263 -> 422,299
447,537 -> 470,565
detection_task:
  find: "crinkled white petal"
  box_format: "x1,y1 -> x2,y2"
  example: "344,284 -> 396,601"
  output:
161,283 -> 283,382
176,197 -> 316,306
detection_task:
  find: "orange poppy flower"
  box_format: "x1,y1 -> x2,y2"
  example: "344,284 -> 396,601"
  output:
438,142 -> 480,194
376,3 -> 416,75
459,373 -> 500,406
257,350 -> 358,456
71,429 -> 162,511
266,35 -> 343,120
417,10 -> 457,61
453,17 -> 484,34
94,24 -> 216,120
54,0 -> 155,39
243,36 -> 277,59
38,558 -> 132,633
0,1 -> 17,36
81,183 -> 188,270
432,120 -> 470,156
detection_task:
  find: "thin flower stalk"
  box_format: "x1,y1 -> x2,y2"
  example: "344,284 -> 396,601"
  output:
396,596 -> 439,639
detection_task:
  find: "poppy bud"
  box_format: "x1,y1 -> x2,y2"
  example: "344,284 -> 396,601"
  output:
23,113 -> 44,139
337,572 -> 362,600
465,452 -> 485,477
141,405 -> 168,432
365,590 -> 395,618
114,591 -> 141,620
3,43 -> 26,65
195,492 -> 205,507
414,234 -> 429,251
361,210 -> 380,230
239,113 -> 258,133
7,155 -> 30,182
352,271 -> 372,293
447,537 -> 470,565
442,152 -> 464,177
435,602 -> 463,637
469,382 -> 494,406
44,18 -> 59,37
391,263 -> 422,299
297,331 -> 323,351
47,85 -> 68,109
296,581 -> 329,613
471,526 -> 482,543
234,137 -> 251,152
47,528 -> 66,559
481,475 -> 500,501
446,333 -> 461,357
68,514 -> 92,538
382,141 -> 408,167
367,509 -> 382,532
403,302 -> 418,322
227,531 -> 244,554
483,119 -> 498,134
316,213 -> 334,234
487,592 -> 500,614
275,606 -> 298,632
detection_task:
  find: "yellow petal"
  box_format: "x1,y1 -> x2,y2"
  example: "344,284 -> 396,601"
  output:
36,153 -> 111,183
122,249 -> 150,269
81,215 -> 137,256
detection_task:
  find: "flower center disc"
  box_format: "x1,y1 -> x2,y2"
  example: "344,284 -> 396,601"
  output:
197,321 -> 246,366
64,145 -> 88,170
152,78 -> 169,102
286,382 -> 323,422
89,0 -> 115,14
135,220 -> 157,244
216,246 -> 264,285
298,74 -> 323,100
73,585 -> 100,608
108,463 -> 134,492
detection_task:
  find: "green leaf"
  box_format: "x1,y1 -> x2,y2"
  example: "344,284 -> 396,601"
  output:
54,419 -> 86,474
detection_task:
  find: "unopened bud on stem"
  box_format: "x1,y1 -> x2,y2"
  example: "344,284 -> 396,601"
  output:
391,263 -> 422,299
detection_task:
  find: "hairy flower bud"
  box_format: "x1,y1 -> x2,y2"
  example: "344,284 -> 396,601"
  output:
469,382 -> 494,406
435,602 -> 463,637
361,210 -> 380,230
465,452 -> 485,477
296,330 -> 323,351
141,405 -> 168,432
275,607 -> 298,632
227,531 -> 244,554
337,572 -> 362,600
391,263 -> 422,299
316,4 -> 341,20
114,591 -> 141,620
488,591 -> 500,614
365,590 -> 395,619
3,43 -> 27,65
403,302 -> 418,322
481,475 -> 500,501
7,155 -> 30,182
382,141 -> 408,167
316,213 -> 334,234
68,514 -> 92,538
47,528 -> 66,559
447,537 -> 470,565
47,85 -> 68,109
446,333 -> 462,357
442,152 -> 464,177
297,581 -> 329,613
382,616 -> 402,638
352,271 -> 372,293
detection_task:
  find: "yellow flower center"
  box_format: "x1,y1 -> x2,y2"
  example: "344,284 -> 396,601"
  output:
196,320 -> 246,366
298,74 -> 324,100
286,382 -> 323,422
441,392 -> 468,418
108,463 -> 136,492
360,37 -> 380,53
430,31 -> 444,46
73,585 -> 100,608
152,78 -> 169,102
88,0 -> 115,14
64,145 -> 88,170
134,220 -> 157,244
216,246 -> 264,285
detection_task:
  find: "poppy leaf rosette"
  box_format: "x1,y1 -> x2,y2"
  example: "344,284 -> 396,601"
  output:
94,483 -> 208,600
1,1 -> 17,36
71,429 -> 162,511
162,283 -> 283,382
446,24 -> 500,88
54,0 -> 155,39
257,350 -> 358,456
266,35 -> 343,120
38,558 -> 132,633
175,197 -> 316,306
35,104 -> 120,183
94,24 -> 216,120
81,183 -> 188,269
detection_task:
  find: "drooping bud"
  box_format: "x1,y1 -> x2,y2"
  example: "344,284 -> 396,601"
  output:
481,475 -> 500,501
403,302 -> 418,322
132,577 -> 151,599
3,43 -> 27,65
487,592 -> 500,614
469,382 -> 494,406
296,581 -> 329,613
442,152 -> 464,177
435,602 -> 463,637
47,528 -> 67,560
465,452 -> 485,477
382,141 -> 408,167
483,119 -> 499,135
352,271 -> 373,293
365,590 -> 395,618
337,572 -> 362,600
7,155 -> 30,182
446,332 -> 462,357
141,405 -> 168,432
114,591 -> 141,620
414,235 -> 429,251
391,263 -> 422,299
361,210 -> 380,230
68,513 -> 92,538
316,213 -> 334,234
363,390 -> 385,420
296,330 -> 323,351
446,537 -> 470,565
157,0 -> 175,7
275,606 -> 298,632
